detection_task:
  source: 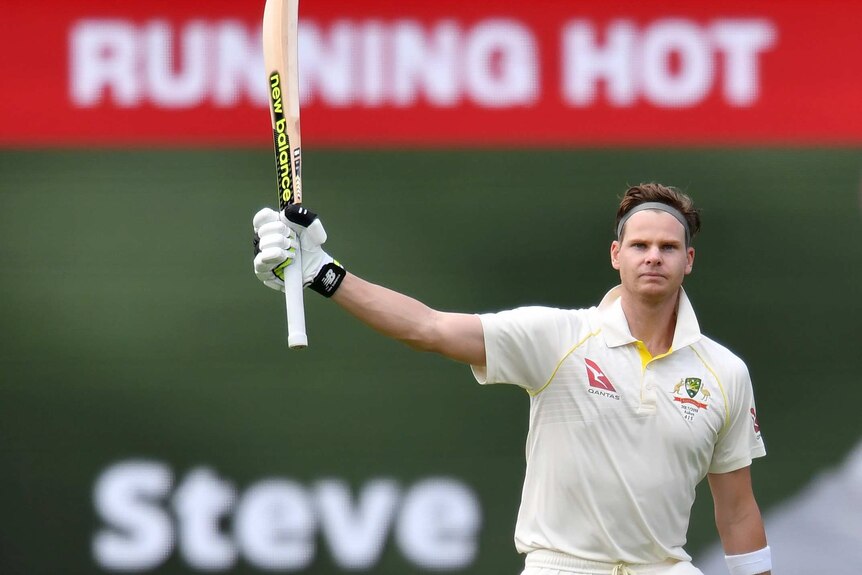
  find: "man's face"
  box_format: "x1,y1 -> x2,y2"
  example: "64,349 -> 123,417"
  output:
610,210 -> 695,302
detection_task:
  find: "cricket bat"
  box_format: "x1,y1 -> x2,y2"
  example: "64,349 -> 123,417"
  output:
263,0 -> 307,348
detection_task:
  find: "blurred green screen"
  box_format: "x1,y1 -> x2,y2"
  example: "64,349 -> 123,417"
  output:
1,148 -> 860,574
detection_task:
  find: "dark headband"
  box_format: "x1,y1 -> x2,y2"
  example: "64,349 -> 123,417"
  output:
616,202 -> 691,246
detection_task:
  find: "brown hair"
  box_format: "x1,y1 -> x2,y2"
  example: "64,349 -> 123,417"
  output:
615,183 -> 701,244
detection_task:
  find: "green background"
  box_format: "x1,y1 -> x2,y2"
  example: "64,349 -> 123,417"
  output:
1,148 -> 861,573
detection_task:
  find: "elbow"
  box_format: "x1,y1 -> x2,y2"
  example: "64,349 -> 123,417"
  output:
399,318 -> 443,354
392,310 -> 484,365
404,339 -> 437,354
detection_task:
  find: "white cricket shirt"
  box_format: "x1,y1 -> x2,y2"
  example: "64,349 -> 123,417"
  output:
471,286 -> 766,564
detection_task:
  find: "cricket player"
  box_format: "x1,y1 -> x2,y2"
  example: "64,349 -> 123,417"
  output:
252,183 -> 771,575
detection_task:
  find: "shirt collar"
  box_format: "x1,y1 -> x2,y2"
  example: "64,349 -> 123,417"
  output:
596,285 -> 702,350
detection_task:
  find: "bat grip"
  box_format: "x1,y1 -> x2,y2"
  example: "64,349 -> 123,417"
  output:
284,245 -> 308,348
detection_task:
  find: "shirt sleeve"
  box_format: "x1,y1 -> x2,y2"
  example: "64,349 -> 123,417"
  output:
470,306 -> 578,394
709,357 -> 767,474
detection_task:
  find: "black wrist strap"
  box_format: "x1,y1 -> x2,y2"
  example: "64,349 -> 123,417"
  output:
309,261 -> 346,297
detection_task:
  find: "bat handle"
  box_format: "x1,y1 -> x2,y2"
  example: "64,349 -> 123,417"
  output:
284,244 -> 308,348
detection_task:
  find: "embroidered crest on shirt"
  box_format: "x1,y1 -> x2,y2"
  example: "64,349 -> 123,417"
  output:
671,377 -> 710,421
585,358 -> 620,400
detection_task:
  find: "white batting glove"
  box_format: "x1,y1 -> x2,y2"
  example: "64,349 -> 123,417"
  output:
252,206 -> 346,296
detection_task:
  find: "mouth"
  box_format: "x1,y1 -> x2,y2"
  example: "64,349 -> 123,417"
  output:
640,272 -> 666,279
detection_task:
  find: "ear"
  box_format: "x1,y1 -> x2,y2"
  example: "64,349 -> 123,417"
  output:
610,241 -> 621,270
685,246 -> 695,275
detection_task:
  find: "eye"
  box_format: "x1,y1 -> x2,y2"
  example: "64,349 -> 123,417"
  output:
631,242 -> 646,249
661,244 -> 678,251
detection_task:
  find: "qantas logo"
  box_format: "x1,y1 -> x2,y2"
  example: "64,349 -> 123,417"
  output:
584,359 -> 620,400
585,358 -> 616,391
750,408 -> 762,437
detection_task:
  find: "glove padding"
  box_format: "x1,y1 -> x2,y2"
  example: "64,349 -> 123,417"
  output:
253,206 -> 344,296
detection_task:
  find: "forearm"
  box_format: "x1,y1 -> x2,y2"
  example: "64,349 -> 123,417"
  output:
332,272 -> 438,349
715,498 -> 767,555
331,273 -> 484,364
709,468 -> 770,574
715,500 -> 770,574
252,208 -> 484,364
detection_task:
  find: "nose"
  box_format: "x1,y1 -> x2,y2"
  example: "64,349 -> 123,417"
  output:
644,246 -> 662,265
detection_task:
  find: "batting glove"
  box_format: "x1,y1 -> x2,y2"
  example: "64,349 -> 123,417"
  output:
252,206 -> 346,297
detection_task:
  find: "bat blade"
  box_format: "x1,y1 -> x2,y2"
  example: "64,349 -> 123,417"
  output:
263,0 -> 307,348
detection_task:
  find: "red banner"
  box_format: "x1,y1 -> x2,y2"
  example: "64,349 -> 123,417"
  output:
2,0 -> 861,147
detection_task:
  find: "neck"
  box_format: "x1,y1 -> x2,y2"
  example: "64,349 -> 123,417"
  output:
619,288 -> 680,356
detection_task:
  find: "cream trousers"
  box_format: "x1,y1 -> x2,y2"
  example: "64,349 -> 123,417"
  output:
521,550 -> 705,575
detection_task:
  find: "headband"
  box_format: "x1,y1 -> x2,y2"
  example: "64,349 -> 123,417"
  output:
616,202 -> 691,246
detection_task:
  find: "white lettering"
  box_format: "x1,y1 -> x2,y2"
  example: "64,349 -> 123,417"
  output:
92,461 -> 174,570
359,21 -> 387,106
93,461 -> 482,571
69,17 -> 775,111
561,20 -> 636,106
396,478 -> 481,569
235,480 -> 316,570
70,19 -> 265,109
561,18 -> 776,108
641,19 -> 713,107
393,21 -> 460,106
213,21 -> 267,107
172,469 -> 237,570
299,21 -> 354,106
143,20 -> 207,108
70,20 -> 141,107
465,19 -> 538,107
710,20 -> 777,106
315,479 -> 399,568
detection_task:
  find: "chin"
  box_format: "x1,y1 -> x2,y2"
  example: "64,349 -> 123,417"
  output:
633,281 -> 678,300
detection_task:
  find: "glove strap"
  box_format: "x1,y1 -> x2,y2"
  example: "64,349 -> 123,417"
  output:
309,261 -> 346,297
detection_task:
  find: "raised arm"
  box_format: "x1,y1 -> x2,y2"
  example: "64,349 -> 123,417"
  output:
253,206 -> 486,366
333,273 -> 485,365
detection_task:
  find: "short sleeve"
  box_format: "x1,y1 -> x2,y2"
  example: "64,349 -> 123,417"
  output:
709,359 -> 767,474
470,306 -> 581,394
